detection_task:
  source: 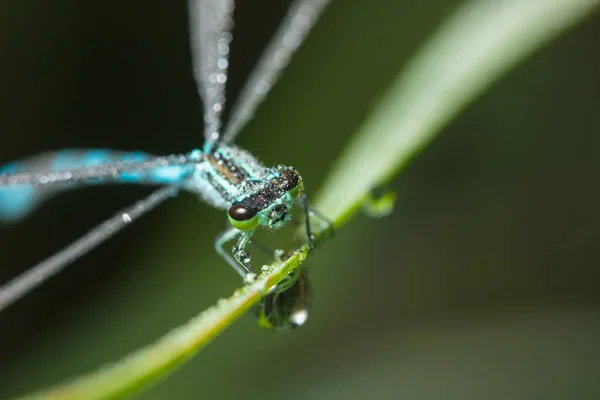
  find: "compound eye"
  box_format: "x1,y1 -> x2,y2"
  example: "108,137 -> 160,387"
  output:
228,205 -> 256,221
228,205 -> 259,231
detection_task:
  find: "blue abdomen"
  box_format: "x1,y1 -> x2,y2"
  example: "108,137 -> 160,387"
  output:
0,149 -> 192,222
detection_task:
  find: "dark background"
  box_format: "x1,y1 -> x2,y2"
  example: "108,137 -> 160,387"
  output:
1,1 -> 599,399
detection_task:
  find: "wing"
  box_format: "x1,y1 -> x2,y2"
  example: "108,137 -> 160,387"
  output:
188,0 -> 234,145
0,186 -> 178,313
0,149 -> 195,222
221,0 -> 331,143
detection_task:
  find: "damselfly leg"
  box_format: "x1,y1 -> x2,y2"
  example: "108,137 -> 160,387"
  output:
214,227 -> 254,277
298,193 -> 334,250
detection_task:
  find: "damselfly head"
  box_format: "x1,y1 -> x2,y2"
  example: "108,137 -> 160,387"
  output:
255,269 -> 311,331
227,165 -> 303,231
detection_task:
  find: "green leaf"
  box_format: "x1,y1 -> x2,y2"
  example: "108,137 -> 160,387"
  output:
316,0 -> 599,222
16,0 -> 599,398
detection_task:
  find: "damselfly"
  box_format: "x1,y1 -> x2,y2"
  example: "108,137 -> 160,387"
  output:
0,0 -> 331,330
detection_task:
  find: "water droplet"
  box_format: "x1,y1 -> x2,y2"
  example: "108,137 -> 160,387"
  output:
290,309 -> 309,327
121,213 -> 132,223
217,58 -> 228,69
244,273 -> 257,285
256,79 -> 271,95
261,265 -> 270,273
363,189 -> 396,218
236,249 -> 251,264
273,48 -> 291,68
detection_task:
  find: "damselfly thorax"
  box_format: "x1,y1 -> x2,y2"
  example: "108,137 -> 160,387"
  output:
187,144 -> 302,221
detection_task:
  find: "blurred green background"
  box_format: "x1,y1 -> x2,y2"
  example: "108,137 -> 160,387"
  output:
1,0 -> 600,399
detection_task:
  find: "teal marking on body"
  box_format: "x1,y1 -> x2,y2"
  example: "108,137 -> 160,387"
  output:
0,186 -> 37,221
129,151 -> 149,162
118,171 -> 143,183
0,162 -> 36,221
81,149 -> 112,166
51,150 -> 78,170
150,165 -> 191,184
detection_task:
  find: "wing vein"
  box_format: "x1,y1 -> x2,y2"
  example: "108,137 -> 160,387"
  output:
188,0 -> 234,143
0,186 -> 178,313
222,0 -> 331,143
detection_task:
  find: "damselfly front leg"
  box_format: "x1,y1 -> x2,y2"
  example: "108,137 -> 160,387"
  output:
296,193 -> 334,250
303,195 -> 330,249
214,227 -> 255,277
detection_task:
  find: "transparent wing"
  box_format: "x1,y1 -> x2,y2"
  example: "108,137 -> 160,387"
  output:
221,0 -> 331,143
0,186 -> 178,313
0,150 -> 194,222
188,0 -> 234,144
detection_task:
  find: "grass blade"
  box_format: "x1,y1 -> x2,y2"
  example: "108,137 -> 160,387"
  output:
316,0 -> 599,222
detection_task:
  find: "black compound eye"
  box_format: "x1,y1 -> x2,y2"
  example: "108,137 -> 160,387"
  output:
228,205 -> 257,221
